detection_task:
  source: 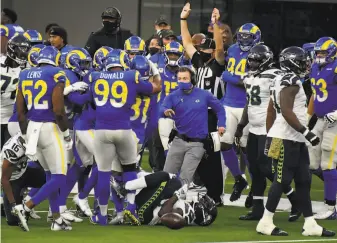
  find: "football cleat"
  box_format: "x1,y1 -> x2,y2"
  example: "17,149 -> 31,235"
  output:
123,204 -> 141,226
90,213 -> 108,226
51,217 -> 72,231
302,221 -> 335,237
13,205 -> 29,232
245,191 -> 253,208
230,176 -> 248,202
28,209 -> 41,220
314,205 -> 337,220
239,212 -> 262,221
256,219 -> 288,236
109,213 -> 124,225
289,207 -> 301,222
73,194 -> 92,217
61,210 -> 83,223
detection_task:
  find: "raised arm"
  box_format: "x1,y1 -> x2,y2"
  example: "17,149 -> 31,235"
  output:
211,8 -> 225,65
180,3 -> 197,59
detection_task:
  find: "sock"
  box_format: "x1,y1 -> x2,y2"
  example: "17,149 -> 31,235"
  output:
59,163 -> 81,206
78,165 -> 91,192
79,165 -> 98,199
99,204 -> 108,216
323,169 -> 337,204
262,208 -> 274,221
252,198 -> 264,216
27,188 -> 39,198
31,174 -> 66,213
110,189 -> 124,213
125,177 -> 147,191
123,172 -> 137,205
97,171 -> 111,209
59,205 -> 67,214
221,148 -> 241,177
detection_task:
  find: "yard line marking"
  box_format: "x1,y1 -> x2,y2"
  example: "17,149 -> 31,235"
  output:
198,239 -> 337,243
34,208 -> 115,213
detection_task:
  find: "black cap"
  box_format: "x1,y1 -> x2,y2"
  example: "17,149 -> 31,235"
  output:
159,29 -> 176,39
155,15 -> 169,25
198,38 -> 216,49
2,8 -> 17,23
101,7 -> 121,19
49,27 -> 68,44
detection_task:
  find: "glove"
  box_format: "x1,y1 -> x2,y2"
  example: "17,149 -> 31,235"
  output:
324,111 -> 337,125
234,124 -> 244,147
64,135 -> 73,150
300,127 -> 320,146
63,82 -> 88,95
174,183 -> 188,200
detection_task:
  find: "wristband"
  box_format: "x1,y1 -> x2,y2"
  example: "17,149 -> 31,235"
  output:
63,129 -> 70,137
180,18 -> 187,20
299,126 -> 309,136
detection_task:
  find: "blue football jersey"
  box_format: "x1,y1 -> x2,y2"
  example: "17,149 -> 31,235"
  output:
310,60 -> 337,117
157,64 -> 178,104
90,70 -> 153,130
0,24 -> 24,39
18,66 -> 67,122
221,43 -> 248,108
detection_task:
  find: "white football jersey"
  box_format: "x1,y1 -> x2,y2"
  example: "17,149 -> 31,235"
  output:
267,71 -> 307,142
244,68 -> 282,135
0,56 -> 21,124
0,133 -> 28,181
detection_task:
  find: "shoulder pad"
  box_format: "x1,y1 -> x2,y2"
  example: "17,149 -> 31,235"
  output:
260,69 -> 283,79
280,72 -> 300,87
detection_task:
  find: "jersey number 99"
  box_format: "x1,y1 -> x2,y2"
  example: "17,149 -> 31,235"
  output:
22,80 -> 48,110
94,79 -> 128,108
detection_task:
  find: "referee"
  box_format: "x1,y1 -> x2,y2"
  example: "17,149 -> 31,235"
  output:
180,3 -> 226,204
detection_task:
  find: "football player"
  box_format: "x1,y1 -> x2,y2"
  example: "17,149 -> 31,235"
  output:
124,36 -> 146,60
109,171 -> 217,227
1,35 -> 31,148
157,41 -> 185,158
1,8 -> 24,54
308,37 -> 337,220
92,46 -> 114,71
14,46 -> 73,231
56,48 -> 93,222
89,49 -> 161,225
235,44 -> 300,221
220,23 -> 262,202
257,46 -> 334,237
1,133 -> 45,228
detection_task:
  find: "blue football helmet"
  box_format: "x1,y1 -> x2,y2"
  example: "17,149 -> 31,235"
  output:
23,29 -> 43,45
314,37 -> 337,66
93,46 -> 114,71
37,45 -> 60,66
124,36 -> 146,58
164,41 -> 184,67
130,55 -> 150,80
104,49 -> 130,70
27,44 -> 45,67
65,48 -> 92,77
237,23 -> 261,52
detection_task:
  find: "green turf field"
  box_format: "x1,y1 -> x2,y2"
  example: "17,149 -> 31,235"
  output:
1,153 -> 337,243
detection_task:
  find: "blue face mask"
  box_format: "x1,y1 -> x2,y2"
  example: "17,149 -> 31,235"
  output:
178,82 -> 193,91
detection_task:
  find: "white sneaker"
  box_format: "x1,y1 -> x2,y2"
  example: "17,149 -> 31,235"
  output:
51,217 -> 72,231
61,210 -> 83,223
73,194 -> 92,217
302,218 -> 323,236
14,205 -> 29,232
314,205 -> 337,220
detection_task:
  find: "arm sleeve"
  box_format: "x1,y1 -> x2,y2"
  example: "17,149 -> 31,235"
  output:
221,70 -> 242,85
191,52 -> 204,69
207,92 -> 226,127
67,90 -> 92,106
84,33 -> 97,57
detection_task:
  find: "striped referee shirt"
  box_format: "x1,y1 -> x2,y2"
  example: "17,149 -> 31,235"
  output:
191,52 -> 225,100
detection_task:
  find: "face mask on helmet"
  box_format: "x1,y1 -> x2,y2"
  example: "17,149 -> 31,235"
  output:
315,50 -> 328,66
78,59 -> 92,76
193,195 -> 217,226
165,52 -> 182,66
237,32 -> 254,52
7,42 -> 30,66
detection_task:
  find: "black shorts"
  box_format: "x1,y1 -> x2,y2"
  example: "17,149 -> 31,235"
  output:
136,177 -> 181,224
266,137 -> 310,185
3,166 -> 46,225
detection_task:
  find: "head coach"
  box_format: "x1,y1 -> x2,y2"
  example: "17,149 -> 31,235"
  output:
84,7 -> 133,57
